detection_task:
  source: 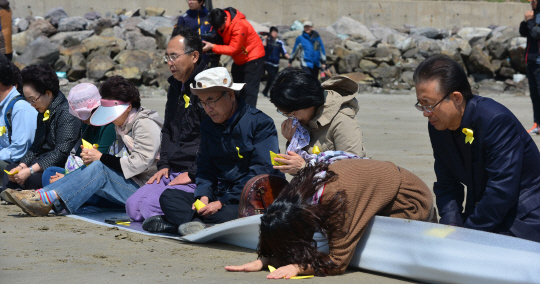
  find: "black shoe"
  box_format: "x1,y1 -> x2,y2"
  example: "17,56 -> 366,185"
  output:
142,215 -> 178,233
178,221 -> 206,236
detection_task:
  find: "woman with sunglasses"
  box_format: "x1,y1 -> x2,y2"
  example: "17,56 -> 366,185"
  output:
269,67 -> 366,175
7,76 -> 163,217
3,64 -> 81,190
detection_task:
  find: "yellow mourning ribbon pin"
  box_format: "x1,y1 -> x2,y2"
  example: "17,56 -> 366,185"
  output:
270,151 -> 286,166
0,126 -> 6,136
312,146 -> 321,155
183,94 -> 190,108
43,110 -> 50,121
268,265 -> 314,279
236,147 -> 243,159
462,128 -> 474,144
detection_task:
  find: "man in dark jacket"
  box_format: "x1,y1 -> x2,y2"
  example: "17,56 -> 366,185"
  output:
127,26 -> 208,226
415,55 -> 540,242
520,0 -> 540,134
145,67 -> 284,235
289,21 -> 326,78
262,26 -> 289,97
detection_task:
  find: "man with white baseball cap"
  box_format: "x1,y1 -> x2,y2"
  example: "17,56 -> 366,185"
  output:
145,67 -> 284,235
288,20 -> 327,78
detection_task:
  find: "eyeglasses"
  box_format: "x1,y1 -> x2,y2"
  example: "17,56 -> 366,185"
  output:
276,109 -> 296,118
414,93 -> 451,113
26,94 -> 43,105
163,50 -> 193,63
198,92 -> 227,108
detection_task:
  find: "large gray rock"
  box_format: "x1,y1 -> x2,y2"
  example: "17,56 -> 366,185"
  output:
370,62 -> 402,88
125,31 -> 157,50
410,27 -> 447,39
486,26 -> 519,60
401,71 -> 415,87
84,11 -> 101,21
45,7 -> 69,27
87,55 -> 115,80
331,16 -> 376,44
145,7 -> 166,17
156,27 -> 174,50
465,46 -> 494,76
27,19 -> 57,39
441,50 -> 467,74
50,31 -> 95,47
11,31 -> 32,55
120,17 -> 144,31
441,37 -> 472,57
136,16 -> 175,37
114,50 -> 153,71
15,36 -> 60,68
67,52 -> 87,81
359,59 -> 378,73
457,27 -> 492,47
498,67 -> 516,79
388,33 -> 416,52
509,37 -> 527,74
58,17 -> 89,32
16,18 -> 29,32
88,17 -> 114,35
338,52 -> 363,74
282,30 -> 302,46
54,55 -> 70,72
82,35 -> 126,53
314,28 -> 341,52
369,24 -> 403,43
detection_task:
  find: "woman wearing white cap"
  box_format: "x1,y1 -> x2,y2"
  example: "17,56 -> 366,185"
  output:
8,76 -> 163,217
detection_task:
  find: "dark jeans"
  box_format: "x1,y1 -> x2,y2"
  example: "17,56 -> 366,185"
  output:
526,64 -> 540,124
231,57 -> 265,108
302,65 -> 320,79
3,163 -> 43,190
262,64 -> 279,96
159,188 -> 239,226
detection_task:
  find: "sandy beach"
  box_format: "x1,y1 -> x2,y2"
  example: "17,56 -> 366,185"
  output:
2,91 -> 538,283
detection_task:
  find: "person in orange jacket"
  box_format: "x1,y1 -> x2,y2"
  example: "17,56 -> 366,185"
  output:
203,7 -> 265,107
0,0 -> 12,61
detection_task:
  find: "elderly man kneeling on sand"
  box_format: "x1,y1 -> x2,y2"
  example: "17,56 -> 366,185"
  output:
143,67 -> 284,235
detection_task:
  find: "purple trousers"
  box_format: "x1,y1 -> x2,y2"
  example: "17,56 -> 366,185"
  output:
125,171 -> 196,221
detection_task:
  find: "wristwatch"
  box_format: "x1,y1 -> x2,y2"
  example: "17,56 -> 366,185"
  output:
29,167 -> 35,175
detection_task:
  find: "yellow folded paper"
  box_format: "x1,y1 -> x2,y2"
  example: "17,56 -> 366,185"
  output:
268,265 -> 314,279
194,199 -> 206,211
0,126 -> 6,136
270,151 -> 286,166
82,139 -> 98,149
4,169 -> 18,175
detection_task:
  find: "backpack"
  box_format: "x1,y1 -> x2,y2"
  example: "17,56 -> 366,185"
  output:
4,95 -> 24,144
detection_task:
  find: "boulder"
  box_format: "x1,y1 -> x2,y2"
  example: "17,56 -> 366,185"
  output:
314,28 -> 342,51
50,31 -> 95,47
359,59 -> 378,73
87,55 -> 115,80
338,53 -> 363,74
498,67 -> 515,79
441,50 -> 467,74
342,72 -> 373,84
106,66 -> 142,83
145,7 -> 166,17
248,20 -> 269,35
45,7 -> 69,27
120,17 -> 144,31
125,31 -> 157,50
402,47 -> 419,59
401,71 -> 415,87
54,55 -> 70,72
16,18 -> 29,32
457,27 -> 492,46
410,27 -> 447,39
509,37 -> 527,74
370,62 -> 401,80
344,40 -> 364,52
486,27 -> 518,60
89,17 -> 114,35
334,45 -> 352,58
27,19 -> 57,39
369,24 -> 403,43
388,34 -> 416,52
331,16 -> 376,44
82,35 -> 126,53
136,16 -> 175,37
156,27 -> 174,49
11,31 -> 32,55
114,50 -> 153,71
67,52 -> 87,81
325,54 -> 339,66
282,30 -> 302,46
84,11 -> 101,21
401,58 -> 420,72
15,36 -> 60,68
491,59 -> 502,73
465,46 -> 494,76
58,17 -> 89,32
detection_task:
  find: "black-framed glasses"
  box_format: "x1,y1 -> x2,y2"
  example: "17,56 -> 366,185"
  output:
26,94 -> 43,104
276,109 -> 296,118
415,93 -> 451,113
163,50 -> 193,63
198,92 -> 227,108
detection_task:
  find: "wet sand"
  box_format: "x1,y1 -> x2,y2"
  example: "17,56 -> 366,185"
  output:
2,91 -> 538,283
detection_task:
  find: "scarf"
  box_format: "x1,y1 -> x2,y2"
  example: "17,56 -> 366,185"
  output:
115,108 -> 138,152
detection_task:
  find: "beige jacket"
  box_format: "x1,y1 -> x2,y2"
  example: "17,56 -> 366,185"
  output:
117,108 -> 163,186
305,76 -> 366,157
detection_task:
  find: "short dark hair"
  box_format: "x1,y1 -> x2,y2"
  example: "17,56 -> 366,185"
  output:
0,54 -> 13,87
171,25 -> 203,64
99,76 -> 141,109
11,63 -> 23,95
22,64 -> 59,96
270,26 -> 278,33
208,8 -> 226,30
269,67 -> 325,113
413,54 -> 473,101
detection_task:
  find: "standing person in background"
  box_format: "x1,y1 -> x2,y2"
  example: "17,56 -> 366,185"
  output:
520,0 -> 540,134
204,7 -> 265,108
176,0 -> 222,68
262,26 -> 289,98
0,0 -> 12,61
288,21 -> 326,79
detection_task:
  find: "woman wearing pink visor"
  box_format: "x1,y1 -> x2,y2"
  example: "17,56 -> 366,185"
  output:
8,76 -> 163,217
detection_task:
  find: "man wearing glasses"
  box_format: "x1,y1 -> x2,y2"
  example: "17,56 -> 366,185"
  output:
414,55 -> 540,242
146,67 -> 283,236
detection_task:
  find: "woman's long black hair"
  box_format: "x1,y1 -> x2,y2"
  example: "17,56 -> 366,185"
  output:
257,162 -> 347,276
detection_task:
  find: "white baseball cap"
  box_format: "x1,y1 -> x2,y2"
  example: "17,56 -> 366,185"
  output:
303,21 -> 313,27
190,67 -> 245,95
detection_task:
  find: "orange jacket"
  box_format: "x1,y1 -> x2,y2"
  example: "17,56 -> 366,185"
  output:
212,8 -> 265,65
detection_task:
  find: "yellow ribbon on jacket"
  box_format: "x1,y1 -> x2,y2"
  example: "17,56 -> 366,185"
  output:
312,146 -> 321,155
0,126 -> 6,136
236,147 -> 243,159
462,128 -> 474,144
43,110 -> 50,121
183,94 -> 190,108
267,265 -> 314,279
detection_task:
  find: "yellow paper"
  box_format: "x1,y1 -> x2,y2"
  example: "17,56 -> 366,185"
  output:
424,227 -> 456,238
462,128 -> 474,144
43,110 -> 50,121
268,265 -> 314,279
194,199 -> 206,211
4,169 -> 18,175
183,94 -> 190,108
0,126 -> 6,136
268,265 -> 276,272
236,147 -> 244,159
312,146 -> 321,155
116,222 -> 131,226
270,151 -> 286,166
82,139 -> 98,149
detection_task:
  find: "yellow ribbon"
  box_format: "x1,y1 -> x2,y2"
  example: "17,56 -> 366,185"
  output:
462,128 -> 474,144
43,110 -> 50,121
236,147 -> 243,159
312,146 -> 321,155
268,265 -> 314,279
183,94 -> 190,108
0,126 -> 6,136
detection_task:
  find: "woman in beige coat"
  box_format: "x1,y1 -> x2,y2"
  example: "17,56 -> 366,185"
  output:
269,68 -> 366,174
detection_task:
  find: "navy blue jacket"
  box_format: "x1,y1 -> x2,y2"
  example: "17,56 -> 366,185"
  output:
519,8 -> 540,64
194,99 -> 284,205
177,7 -> 212,35
264,38 -> 287,66
429,95 -> 540,242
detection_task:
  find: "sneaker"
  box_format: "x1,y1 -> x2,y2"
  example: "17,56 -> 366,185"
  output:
0,190 -> 13,204
4,189 -> 38,205
178,221 -> 206,236
142,215 -> 178,233
18,198 -> 53,217
527,123 -> 540,135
